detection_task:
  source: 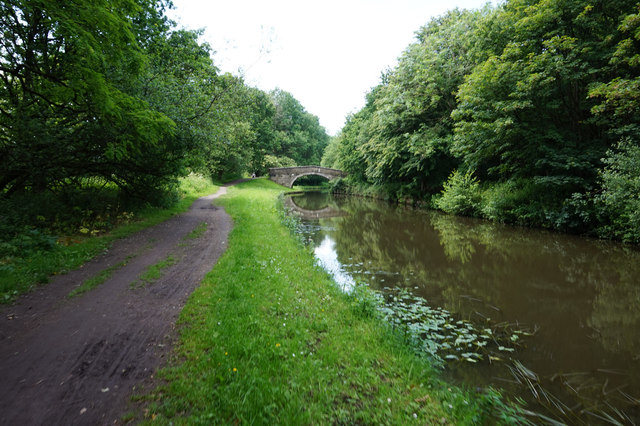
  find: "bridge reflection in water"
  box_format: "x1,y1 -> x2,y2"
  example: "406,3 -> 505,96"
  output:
283,193 -> 346,220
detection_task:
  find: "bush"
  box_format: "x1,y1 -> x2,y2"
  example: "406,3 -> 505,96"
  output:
435,170 -> 482,216
596,138 -> 640,243
479,181 -> 523,223
0,225 -> 57,258
328,177 -> 348,194
480,179 -> 556,226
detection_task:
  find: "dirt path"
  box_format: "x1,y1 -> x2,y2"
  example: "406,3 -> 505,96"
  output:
0,184 -> 236,425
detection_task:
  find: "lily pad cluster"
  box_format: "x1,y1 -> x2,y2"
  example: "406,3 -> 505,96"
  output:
377,288 -> 532,364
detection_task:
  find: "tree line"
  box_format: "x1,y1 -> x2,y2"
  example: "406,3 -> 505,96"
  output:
0,0 -> 327,239
323,0 -> 640,243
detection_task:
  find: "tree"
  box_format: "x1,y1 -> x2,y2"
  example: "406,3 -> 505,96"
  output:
0,0 -> 176,198
589,5 -> 640,242
270,89 -> 329,166
452,0 -> 636,203
361,9 -> 490,197
328,9 -> 494,198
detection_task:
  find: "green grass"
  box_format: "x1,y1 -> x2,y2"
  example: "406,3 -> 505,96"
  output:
183,221 -> 208,241
139,179 -> 516,424
132,255 -> 177,288
68,254 -> 135,298
0,175 -> 219,303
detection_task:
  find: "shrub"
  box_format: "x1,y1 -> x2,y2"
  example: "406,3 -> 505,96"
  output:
596,138 -> 640,243
435,170 -> 482,216
328,177 -> 348,194
479,180 -> 523,223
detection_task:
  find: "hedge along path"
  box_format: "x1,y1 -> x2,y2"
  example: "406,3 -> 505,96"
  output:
0,184 -> 234,425
142,179 -> 488,424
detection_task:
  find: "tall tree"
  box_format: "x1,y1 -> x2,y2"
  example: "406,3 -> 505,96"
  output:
270,89 -> 329,166
0,0 -> 176,198
360,9 -> 491,196
452,0 -> 636,200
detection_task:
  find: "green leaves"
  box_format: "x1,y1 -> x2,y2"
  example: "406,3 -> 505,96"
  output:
0,0 -> 176,198
326,0 -> 640,240
270,89 -> 329,167
378,288 -> 529,364
435,170 -> 482,217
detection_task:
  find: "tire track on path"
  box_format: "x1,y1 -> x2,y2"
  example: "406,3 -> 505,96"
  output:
0,184 -> 236,425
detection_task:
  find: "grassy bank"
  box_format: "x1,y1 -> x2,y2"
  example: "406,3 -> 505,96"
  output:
0,175 -> 219,302
139,179 -> 518,424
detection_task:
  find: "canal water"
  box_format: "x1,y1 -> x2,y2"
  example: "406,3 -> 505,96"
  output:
286,191 -> 640,424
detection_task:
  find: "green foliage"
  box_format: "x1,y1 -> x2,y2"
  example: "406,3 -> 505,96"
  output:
0,174 -> 218,302
435,170 -> 482,217
479,180 -> 529,223
479,178 -> 565,227
0,0 -> 329,289
589,4 -> 640,143
0,226 -> 57,259
328,177 -> 349,194
362,9 -> 489,196
320,136 -> 340,168
270,89 -> 330,166
596,138 -> 640,242
347,282 -> 383,319
324,0 -> 640,242
262,154 -> 296,169
0,0 -> 179,199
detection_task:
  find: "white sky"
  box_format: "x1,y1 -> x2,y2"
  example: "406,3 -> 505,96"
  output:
168,0 -> 494,135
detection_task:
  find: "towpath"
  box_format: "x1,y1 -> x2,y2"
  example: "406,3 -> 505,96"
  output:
0,184 -> 235,425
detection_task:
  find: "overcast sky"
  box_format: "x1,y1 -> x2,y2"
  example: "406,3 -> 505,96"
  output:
168,0 -> 494,135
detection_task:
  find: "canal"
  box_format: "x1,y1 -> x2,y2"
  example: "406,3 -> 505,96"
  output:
286,191 -> 640,425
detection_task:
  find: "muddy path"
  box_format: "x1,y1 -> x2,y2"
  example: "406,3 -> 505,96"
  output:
0,184 -> 237,425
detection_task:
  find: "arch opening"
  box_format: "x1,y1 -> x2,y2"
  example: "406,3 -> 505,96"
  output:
291,173 -> 330,187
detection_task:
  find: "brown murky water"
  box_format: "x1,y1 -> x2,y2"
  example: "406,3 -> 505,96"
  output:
288,192 -> 640,424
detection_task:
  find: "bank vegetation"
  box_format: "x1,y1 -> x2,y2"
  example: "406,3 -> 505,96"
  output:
323,0 -> 640,243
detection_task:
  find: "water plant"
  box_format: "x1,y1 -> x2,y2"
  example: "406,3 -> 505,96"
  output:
378,287 -> 532,365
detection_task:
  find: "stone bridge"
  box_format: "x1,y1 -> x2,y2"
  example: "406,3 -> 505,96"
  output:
269,166 -> 347,188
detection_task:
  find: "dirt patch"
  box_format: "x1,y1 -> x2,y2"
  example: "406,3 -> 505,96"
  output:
0,184 -> 236,425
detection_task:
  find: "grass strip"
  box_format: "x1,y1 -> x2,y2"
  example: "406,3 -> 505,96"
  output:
68,254 -> 135,298
132,255 -> 177,288
183,221 -> 208,241
0,175 -> 219,303
139,179 -> 516,424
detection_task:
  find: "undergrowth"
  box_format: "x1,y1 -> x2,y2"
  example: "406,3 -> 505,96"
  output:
0,174 -> 219,303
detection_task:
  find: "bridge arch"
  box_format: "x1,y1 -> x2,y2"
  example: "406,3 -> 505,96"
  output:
269,166 -> 347,188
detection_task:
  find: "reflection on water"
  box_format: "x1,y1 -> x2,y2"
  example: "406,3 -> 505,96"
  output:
314,236 -> 355,291
289,192 -> 640,424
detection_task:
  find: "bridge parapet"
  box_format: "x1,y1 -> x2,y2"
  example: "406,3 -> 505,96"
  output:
269,166 -> 347,188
